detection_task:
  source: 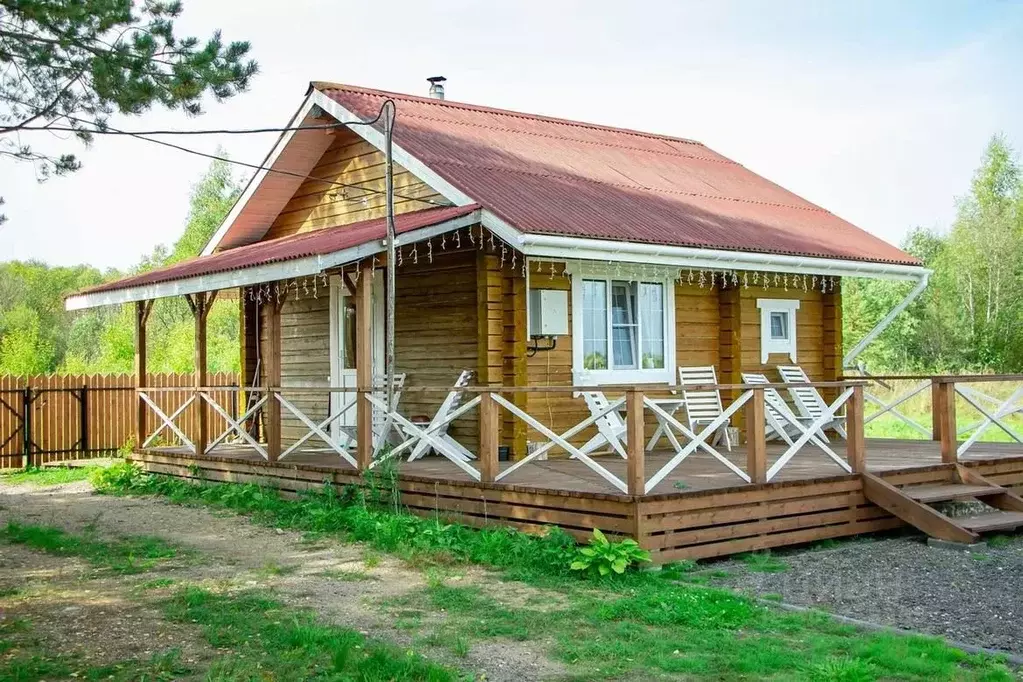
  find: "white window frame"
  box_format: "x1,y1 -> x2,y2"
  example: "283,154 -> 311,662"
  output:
757,298 -> 800,363
568,269 -> 676,386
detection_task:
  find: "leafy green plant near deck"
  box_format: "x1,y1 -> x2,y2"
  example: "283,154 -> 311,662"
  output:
570,528 -> 651,577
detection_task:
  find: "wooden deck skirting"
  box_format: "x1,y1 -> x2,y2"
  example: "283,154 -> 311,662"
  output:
130,447 -> 1023,562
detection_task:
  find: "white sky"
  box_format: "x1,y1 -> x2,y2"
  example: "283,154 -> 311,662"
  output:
1,0 -> 1021,270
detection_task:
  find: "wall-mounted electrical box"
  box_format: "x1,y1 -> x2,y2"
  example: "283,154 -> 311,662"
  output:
528,289 -> 569,336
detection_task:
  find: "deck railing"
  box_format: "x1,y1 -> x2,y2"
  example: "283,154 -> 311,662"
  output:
844,373 -> 1023,460
136,374 -> 1023,494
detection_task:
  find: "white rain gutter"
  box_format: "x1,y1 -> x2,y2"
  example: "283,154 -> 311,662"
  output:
842,271 -> 930,368
517,232 -> 929,281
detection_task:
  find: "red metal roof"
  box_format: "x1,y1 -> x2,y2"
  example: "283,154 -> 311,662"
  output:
317,83 -> 917,266
75,204 -> 479,296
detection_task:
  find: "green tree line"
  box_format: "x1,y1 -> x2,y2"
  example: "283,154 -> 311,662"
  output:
1,136 -> 1021,377
0,158 -> 242,376
844,135 -> 1023,373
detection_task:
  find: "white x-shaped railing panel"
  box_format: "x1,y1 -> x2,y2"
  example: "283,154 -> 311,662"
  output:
956,384 -> 1023,457
644,393 -> 752,493
365,393 -> 482,480
275,393 -> 358,468
140,391 -> 196,453
200,391 -> 268,459
863,379 -> 932,438
491,393 -> 628,494
766,387 -> 854,481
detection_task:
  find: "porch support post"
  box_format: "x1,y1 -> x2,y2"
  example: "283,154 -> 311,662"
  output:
479,391 -> 499,483
846,384 -> 865,472
477,251 -> 503,453
188,291 -> 217,456
356,260 -> 374,470
745,387 -> 767,483
265,293 -> 284,461
134,300 -> 153,449
626,389 -> 645,495
718,283 -> 744,432
936,379 -> 958,463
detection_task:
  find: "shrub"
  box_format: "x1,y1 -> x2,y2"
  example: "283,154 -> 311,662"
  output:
570,528 -> 650,578
90,459 -> 145,490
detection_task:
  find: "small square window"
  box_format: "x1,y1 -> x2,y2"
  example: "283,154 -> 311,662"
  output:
757,298 -> 800,363
769,311 -> 788,340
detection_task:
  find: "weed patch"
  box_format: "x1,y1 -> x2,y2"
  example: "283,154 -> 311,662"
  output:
1,465 -> 96,487
1,521 -> 181,574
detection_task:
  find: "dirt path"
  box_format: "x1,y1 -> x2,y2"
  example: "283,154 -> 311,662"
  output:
0,480 -> 566,682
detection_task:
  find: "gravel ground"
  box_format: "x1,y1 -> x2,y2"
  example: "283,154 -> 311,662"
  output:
712,533 -> 1023,656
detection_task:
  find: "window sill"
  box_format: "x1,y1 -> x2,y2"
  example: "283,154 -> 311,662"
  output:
572,368 -> 675,386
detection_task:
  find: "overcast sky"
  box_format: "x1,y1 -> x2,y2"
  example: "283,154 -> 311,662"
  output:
1,0 -> 1021,270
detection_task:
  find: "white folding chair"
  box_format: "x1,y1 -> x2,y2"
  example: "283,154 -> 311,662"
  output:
777,365 -> 846,439
406,370 -> 476,462
577,391 -> 629,458
677,366 -> 734,451
742,372 -> 831,450
372,373 -> 407,457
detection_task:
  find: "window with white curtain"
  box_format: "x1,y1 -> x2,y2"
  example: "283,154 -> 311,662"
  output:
574,274 -> 675,384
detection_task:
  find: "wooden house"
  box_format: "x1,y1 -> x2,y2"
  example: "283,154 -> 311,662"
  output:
66,81 -> 1023,560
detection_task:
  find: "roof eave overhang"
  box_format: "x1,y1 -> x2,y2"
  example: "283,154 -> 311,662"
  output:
517,232 -> 928,281
66,210 -> 482,311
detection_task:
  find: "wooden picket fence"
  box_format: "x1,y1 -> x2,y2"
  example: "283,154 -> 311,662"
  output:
0,372 -> 239,469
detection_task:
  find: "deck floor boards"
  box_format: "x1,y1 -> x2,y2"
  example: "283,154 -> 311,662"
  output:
144,438 -> 1023,497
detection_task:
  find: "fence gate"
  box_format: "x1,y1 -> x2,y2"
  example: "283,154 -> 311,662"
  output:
0,373 -> 239,469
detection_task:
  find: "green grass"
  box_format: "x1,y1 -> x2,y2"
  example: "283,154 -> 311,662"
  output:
1,521 -> 181,574
741,550 -> 789,573
0,465 -> 97,487
387,579 -> 1012,681
92,461 -> 1017,681
864,379 -> 1023,441
163,586 -> 459,681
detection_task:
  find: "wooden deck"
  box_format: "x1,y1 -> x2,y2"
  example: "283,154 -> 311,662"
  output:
143,438 -> 1023,496
134,438 -> 1023,562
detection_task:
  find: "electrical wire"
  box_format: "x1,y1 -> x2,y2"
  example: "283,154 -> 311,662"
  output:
126,132 -> 449,208
2,121 -> 354,135
4,100 -> 450,208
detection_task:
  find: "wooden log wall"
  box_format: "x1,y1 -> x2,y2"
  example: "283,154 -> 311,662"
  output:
0,372 -> 237,468
258,285 -> 331,447
395,248 -> 480,450
522,262 -> 837,453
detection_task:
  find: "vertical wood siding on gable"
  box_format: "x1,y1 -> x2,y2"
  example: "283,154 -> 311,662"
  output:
263,131 -> 446,240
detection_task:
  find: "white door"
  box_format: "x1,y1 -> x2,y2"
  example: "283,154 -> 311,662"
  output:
329,272 -> 385,446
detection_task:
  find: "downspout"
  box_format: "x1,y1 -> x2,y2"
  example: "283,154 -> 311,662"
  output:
842,272 -> 931,369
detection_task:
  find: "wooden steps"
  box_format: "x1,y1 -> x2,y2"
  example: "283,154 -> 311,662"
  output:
903,483 -> 1003,503
863,465 -> 1023,544
958,511 -> 1023,533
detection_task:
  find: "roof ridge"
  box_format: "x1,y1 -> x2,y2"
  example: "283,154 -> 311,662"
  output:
311,81 -> 706,149
430,159 -> 831,214
397,110 -> 737,165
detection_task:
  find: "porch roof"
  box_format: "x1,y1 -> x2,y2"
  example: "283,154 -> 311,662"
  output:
65,204 -> 480,310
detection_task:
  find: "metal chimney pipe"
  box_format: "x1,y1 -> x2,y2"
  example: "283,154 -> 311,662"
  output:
427,76 -> 446,100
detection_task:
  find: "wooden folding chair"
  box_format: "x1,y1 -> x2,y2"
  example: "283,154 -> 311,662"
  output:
777,365 -> 846,439
577,391 -> 629,458
677,365 -> 734,451
406,370 -> 475,462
